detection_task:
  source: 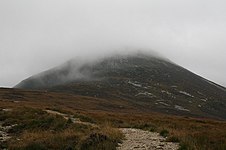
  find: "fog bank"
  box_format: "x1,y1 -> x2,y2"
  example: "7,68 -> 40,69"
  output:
0,0 -> 226,87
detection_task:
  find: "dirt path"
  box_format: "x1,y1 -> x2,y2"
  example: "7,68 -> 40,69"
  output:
0,109 -> 15,143
45,110 -> 179,150
117,128 -> 179,150
0,122 -> 17,143
45,109 -> 97,127
0,123 -> 11,142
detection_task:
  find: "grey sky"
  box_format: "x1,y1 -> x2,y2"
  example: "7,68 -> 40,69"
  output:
0,0 -> 226,87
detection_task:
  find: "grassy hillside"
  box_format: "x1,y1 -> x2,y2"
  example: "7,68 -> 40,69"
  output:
0,88 -> 226,150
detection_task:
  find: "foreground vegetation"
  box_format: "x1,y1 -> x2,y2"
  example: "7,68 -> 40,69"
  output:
91,112 -> 226,150
0,107 -> 122,150
0,88 -> 226,150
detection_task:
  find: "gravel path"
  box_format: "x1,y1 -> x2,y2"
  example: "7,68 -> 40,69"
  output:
0,109 -> 15,143
45,109 -> 97,127
117,128 -> 179,150
46,110 -> 179,150
1,109 -> 179,150
0,122 -> 16,142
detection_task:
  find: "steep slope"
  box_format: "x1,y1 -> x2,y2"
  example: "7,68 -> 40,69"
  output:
15,53 -> 226,119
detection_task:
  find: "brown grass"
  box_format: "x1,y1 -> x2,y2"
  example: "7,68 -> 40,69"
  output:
88,112 -> 226,150
0,88 -> 226,150
0,107 -> 122,150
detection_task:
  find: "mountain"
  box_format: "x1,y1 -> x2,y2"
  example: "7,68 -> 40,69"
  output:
15,53 -> 226,119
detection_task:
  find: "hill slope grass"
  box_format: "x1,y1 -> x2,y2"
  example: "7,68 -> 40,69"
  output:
0,107 -> 122,150
0,88 -> 226,150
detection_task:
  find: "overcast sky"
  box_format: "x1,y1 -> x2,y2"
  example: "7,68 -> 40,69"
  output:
0,0 -> 226,87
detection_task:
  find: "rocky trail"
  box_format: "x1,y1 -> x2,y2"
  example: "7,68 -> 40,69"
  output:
0,109 -> 15,144
46,109 -> 180,150
0,121 -> 17,150
117,128 -> 179,150
0,123 -> 12,143
0,108 -> 179,150
45,109 -> 97,127
40,110 -> 179,150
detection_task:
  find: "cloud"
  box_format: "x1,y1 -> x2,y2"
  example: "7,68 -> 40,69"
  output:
0,0 -> 226,87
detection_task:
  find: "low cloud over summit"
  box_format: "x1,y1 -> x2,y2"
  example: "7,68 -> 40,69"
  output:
0,0 -> 226,87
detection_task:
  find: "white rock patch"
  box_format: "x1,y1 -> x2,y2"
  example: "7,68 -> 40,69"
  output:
174,105 -> 190,112
179,91 -> 194,98
201,99 -> 208,102
159,102 -> 171,106
0,123 -> 17,142
161,90 -> 172,95
136,92 -> 156,98
128,81 -> 142,87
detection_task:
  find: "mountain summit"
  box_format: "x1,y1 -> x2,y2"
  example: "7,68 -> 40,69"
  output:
15,53 -> 226,119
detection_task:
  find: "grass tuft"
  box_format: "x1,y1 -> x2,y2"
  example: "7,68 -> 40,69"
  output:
160,129 -> 169,137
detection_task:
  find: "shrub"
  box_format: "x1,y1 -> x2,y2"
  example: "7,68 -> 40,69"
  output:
167,136 -> 180,142
73,114 -> 95,123
80,133 -> 115,150
178,143 -> 189,150
131,123 -> 157,132
160,129 -> 169,137
24,143 -> 47,150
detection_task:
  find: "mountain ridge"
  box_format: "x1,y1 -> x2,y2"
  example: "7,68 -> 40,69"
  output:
15,53 -> 226,119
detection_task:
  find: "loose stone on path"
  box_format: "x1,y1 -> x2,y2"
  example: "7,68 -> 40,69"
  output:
117,128 -> 179,150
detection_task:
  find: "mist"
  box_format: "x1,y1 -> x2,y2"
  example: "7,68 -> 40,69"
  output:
0,0 -> 226,87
